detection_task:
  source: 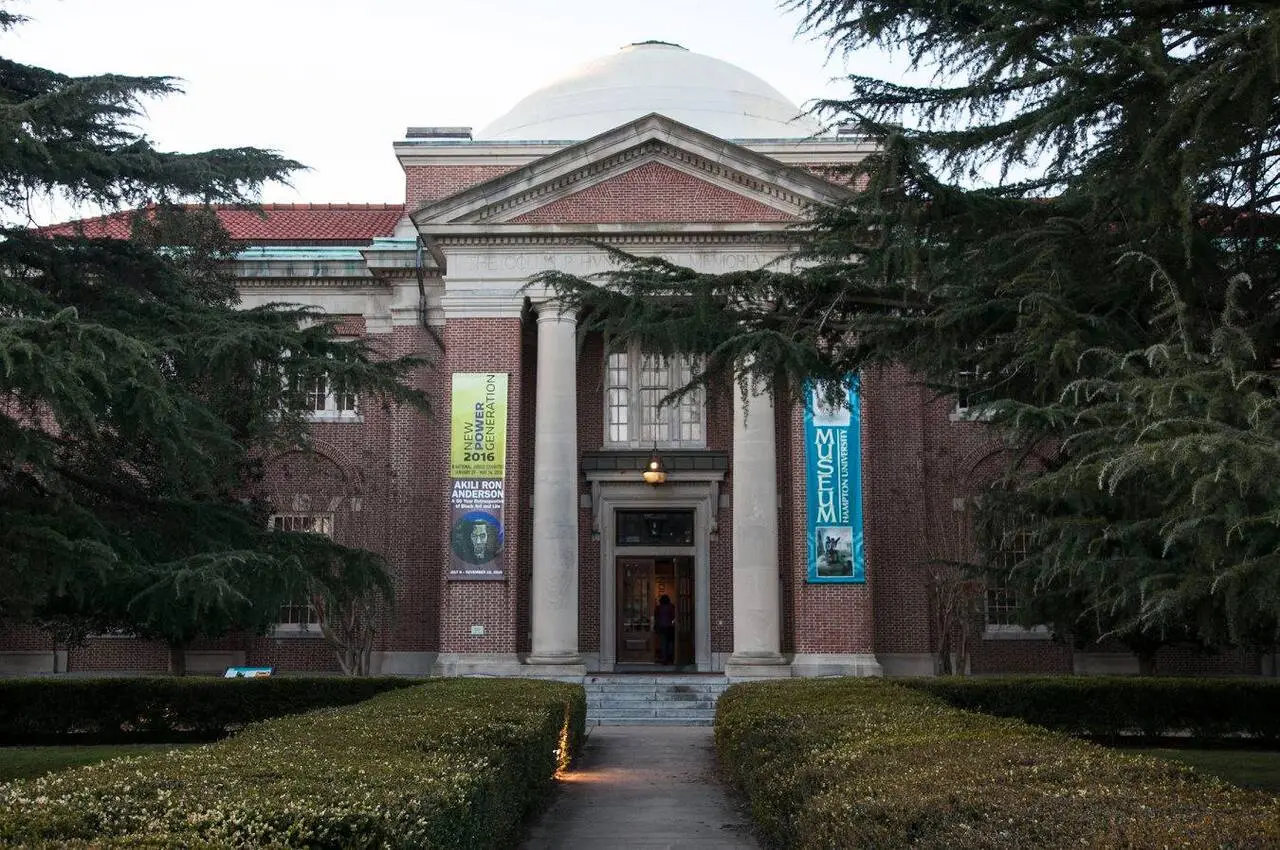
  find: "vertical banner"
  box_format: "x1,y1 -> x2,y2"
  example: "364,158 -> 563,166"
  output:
805,377 -> 866,583
449,373 -> 508,581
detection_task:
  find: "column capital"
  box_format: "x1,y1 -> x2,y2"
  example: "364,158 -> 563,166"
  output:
532,299 -> 576,323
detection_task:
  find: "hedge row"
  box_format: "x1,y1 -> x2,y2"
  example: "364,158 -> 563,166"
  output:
903,676 -> 1280,742
0,676 -> 418,744
715,679 -> 1280,849
0,678 -> 587,849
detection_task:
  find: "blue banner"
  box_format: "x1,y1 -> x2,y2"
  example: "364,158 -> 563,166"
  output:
805,378 -> 865,583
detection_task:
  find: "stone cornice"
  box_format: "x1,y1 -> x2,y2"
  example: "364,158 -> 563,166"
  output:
235,277 -> 390,289
432,226 -> 798,246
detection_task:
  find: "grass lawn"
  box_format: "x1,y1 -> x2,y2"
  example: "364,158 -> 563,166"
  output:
0,744 -> 186,783
1137,748 -> 1280,792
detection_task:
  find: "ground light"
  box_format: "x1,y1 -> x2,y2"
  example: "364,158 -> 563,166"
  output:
555,707 -> 572,777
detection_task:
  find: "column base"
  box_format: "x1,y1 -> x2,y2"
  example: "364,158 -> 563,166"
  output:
524,652 -> 587,679
724,652 -> 791,681
790,653 -> 883,678
432,652 -> 526,677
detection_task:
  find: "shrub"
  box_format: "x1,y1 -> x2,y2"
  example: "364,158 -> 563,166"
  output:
903,676 -> 1280,743
0,677 -> 419,745
715,679 -> 1280,849
0,678 -> 586,849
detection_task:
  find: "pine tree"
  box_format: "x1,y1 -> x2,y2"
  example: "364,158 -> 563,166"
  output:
0,10 -> 426,671
539,2 -> 1280,653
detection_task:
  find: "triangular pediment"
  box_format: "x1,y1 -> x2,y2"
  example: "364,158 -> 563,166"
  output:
410,113 -> 852,230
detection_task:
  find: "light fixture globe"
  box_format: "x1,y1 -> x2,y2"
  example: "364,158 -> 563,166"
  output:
643,452 -> 668,486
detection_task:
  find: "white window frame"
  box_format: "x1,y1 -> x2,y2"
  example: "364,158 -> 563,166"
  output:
267,513 -> 333,636
603,345 -> 706,449
949,366 -> 995,422
983,530 -> 1050,639
302,373 -> 361,423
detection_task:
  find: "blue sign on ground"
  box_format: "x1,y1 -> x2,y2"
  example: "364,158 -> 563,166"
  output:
224,666 -> 274,678
804,377 -> 865,583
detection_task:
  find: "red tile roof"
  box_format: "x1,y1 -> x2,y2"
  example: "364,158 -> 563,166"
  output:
38,203 -> 405,244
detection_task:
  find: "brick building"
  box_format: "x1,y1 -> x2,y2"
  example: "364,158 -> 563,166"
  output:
1,42 -> 1266,678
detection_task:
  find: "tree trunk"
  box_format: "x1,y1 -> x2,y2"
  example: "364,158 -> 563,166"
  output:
936,630 -> 954,675
1137,649 -> 1158,676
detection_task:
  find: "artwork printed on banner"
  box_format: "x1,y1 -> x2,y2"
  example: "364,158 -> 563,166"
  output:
805,378 -> 866,583
449,373 -> 510,581
448,479 -> 506,580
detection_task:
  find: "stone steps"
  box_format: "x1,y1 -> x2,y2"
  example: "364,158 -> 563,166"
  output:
584,674 -> 728,727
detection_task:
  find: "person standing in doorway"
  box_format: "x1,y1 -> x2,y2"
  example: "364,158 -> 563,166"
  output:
654,594 -> 676,665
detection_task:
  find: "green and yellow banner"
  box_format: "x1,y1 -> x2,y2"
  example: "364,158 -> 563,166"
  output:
449,373 -> 508,581
449,373 -> 508,480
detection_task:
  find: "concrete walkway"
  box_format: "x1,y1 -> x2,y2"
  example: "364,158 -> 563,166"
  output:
520,726 -> 761,849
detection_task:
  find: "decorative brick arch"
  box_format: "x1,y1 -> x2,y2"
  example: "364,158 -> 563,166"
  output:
260,447 -> 367,548
960,442 -> 1052,489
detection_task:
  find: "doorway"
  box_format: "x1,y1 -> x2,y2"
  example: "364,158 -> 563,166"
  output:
592,484 -> 717,672
616,556 -> 694,667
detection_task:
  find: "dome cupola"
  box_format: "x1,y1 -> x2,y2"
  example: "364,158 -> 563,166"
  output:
476,41 -> 821,141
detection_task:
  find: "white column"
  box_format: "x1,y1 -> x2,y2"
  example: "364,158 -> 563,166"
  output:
726,376 -> 789,676
527,302 -> 583,668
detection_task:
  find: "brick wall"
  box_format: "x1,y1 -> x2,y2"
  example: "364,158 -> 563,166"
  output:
436,317 -> 526,656
512,162 -> 795,224
576,334 -> 604,655
405,165 -> 520,210
706,383 -> 734,655
782,387 -> 876,656
864,365 -> 933,656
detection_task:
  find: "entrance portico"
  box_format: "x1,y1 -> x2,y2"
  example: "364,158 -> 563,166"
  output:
410,112 -> 875,679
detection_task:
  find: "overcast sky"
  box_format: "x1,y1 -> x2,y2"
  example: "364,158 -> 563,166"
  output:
4,0 -> 908,222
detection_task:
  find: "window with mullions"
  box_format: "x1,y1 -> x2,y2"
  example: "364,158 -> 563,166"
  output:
302,373 -> 359,421
984,531 -> 1046,635
276,345 -> 361,423
268,513 -> 333,630
605,347 -> 705,448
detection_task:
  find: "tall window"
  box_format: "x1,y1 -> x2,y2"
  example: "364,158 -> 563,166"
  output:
605,347 -> 705,448
984,531 -> 1040,633
268,513 -> 333,630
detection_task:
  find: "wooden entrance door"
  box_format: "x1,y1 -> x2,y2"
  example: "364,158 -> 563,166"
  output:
675,556 -> 694,667
616,556 -> 695,666
617,558 -> 655,663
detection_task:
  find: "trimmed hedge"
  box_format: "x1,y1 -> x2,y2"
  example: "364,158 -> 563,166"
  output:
904,676 -> 1280,743
0,678 -> 586,849
0,676 -> 418,744
716,679 -> 1280,849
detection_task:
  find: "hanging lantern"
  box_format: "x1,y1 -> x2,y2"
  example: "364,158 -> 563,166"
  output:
642,449 -> 667,486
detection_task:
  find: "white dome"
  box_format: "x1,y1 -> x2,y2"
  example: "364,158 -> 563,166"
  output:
477,42 -> 821,141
